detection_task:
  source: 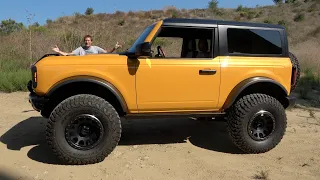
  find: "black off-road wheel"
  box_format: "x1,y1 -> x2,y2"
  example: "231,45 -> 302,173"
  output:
46,94 -> 121,165
226,94 -> 287,153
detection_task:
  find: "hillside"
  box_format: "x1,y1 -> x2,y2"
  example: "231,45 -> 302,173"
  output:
0,0 -> 319,105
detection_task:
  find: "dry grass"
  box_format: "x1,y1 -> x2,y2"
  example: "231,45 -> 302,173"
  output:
252,170 -> 270,180
0,0 -> 319,92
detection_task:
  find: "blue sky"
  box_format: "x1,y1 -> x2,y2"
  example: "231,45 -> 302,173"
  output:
1,0 -> 274,25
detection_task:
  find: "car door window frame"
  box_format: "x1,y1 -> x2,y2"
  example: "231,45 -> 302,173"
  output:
147,26 -> 217,60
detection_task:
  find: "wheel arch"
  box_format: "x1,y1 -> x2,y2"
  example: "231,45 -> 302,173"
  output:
42,76 -> 129,118
222,77 -> 289,110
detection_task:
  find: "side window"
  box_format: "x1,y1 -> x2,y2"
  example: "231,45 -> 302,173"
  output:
150,27 -> 214,59
227,28 -> 282,55
151,37 -> 183,58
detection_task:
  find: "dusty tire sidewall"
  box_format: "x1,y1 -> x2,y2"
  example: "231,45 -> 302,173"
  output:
240,101 -> 286,149
50,101 -> 119,159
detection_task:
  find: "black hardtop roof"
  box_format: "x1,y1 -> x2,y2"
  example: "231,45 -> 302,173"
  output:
162,18 -> 285,29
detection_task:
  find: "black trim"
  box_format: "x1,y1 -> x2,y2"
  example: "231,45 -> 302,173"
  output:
33,53 -> 60,65
27,80 -> 33,92
162,18 -> 285,29
29,92 -> 49,112
214,27 -> 219,57
47,77 -> 128,113
286,95 -> 296,109
125,112 -> 225,120
222,77 -> 288,109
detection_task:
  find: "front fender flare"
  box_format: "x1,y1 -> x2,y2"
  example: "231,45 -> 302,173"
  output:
46,76 -> 128,113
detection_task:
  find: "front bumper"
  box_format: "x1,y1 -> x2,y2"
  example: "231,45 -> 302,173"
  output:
286,95 -> 296,109
28,80 -> 48,112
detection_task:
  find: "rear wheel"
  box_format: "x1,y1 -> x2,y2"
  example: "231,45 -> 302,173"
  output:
46,94 -> 121,165
226,94 -> 287,153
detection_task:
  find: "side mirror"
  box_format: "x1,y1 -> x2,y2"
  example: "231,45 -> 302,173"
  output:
135,42 -> 151,57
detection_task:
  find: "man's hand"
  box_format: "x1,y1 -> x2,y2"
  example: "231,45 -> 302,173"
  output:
52,45 -> 60,53
114,42 -> 122,49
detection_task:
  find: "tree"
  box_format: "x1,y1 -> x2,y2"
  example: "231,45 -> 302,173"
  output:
208,0 -> 218,11
273,0 -> 283,4
85,7 -> 94,15
0,19 -> 24,35
285,0 -> 297,3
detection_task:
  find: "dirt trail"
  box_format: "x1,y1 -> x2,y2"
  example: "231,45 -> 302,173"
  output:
0,92 -> 319,180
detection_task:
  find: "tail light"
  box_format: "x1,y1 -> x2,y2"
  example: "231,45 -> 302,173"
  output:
291,67 -> 297,86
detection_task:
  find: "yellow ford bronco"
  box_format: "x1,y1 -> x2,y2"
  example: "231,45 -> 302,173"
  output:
28,18 -> 300,165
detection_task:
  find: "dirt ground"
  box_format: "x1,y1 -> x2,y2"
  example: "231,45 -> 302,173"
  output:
0,92 -> 319,180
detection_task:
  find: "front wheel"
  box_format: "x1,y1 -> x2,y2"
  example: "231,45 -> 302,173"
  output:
46,94 -> 121,165
226,94 -> 287,153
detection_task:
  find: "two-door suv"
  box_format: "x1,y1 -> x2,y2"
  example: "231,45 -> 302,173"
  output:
28,18 -> 300,165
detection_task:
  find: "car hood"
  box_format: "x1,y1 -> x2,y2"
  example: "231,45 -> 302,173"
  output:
34,53 -> 129,66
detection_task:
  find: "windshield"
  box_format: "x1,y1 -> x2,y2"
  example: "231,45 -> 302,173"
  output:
127,23 -> 156,53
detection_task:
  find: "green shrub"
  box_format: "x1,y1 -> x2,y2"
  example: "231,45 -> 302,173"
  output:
85,8 -> 94,15
248,11 -> 256,19
297,68 -> 318,99
294,13 -> 305,21
264,19 -> 272,23
278,20 -> 288,30
208,0 -> 218,11
0,69 -> 30,92
255,11 -> 263,18
236,5 -> 244,12
118,20 -> 125,26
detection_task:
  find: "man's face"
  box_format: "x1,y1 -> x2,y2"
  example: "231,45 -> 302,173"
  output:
84,37 -> 92,47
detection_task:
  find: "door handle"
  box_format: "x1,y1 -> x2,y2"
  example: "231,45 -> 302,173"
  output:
199,69 -> 217,75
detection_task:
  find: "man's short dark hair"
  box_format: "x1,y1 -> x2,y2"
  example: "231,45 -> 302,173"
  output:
84,35 -> 93,41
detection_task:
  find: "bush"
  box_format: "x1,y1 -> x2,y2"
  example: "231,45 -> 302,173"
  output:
297,68 -> 318,99
85,8 -> 94,15
264,19 -> 272,23
294,13 -> 305,22
118,20 -> 125,26
236,5 -> 244,12
0,69 -> 30,92
278,20 -> 288,30
255,11 -> 263,18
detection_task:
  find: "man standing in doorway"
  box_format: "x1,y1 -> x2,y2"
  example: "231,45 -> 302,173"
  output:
52,35 -> 122,56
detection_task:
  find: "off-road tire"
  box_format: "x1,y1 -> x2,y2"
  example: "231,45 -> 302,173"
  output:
226,94 -> 287,153
46,94 -> 121,165
289,51 -> 300,92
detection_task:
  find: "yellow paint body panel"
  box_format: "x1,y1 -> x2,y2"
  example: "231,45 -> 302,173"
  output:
144,21 -> 163,42
135,57 -> 221,113
217,56 -> 292,109
34,54 -> 138,113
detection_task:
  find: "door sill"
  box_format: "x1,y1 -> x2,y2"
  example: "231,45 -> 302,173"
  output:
124,112 -> 226,119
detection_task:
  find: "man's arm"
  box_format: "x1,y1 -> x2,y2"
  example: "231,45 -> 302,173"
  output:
52,45 -> 75,56
104,42 -> 122,53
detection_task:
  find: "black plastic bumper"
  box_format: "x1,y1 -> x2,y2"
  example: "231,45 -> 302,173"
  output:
27,80 -> 48,112
29,92 -> 49,112
286,95 -> 296,109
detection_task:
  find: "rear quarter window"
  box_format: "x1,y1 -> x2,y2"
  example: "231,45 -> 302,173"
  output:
227,28 -> 282,55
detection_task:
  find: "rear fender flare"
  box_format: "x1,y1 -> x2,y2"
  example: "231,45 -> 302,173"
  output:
222,77 -> 288,110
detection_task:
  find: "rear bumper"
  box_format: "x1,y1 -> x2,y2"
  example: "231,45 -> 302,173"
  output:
286,95 -> 296,109
27,80 -> 48,112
